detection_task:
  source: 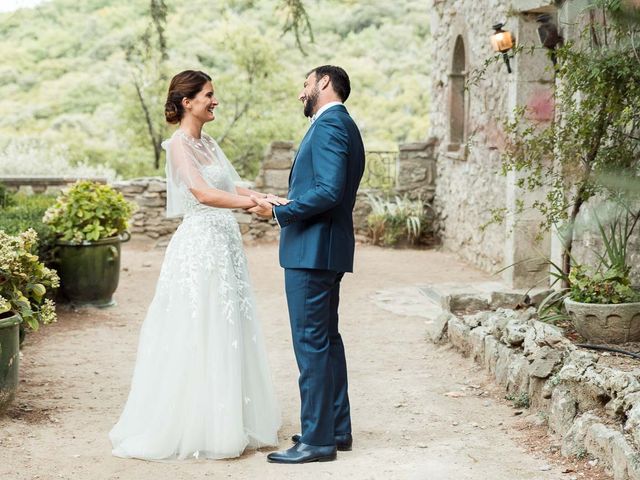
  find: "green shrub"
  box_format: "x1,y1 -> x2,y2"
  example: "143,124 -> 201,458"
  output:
0,191 -> 56,264
0,229 -> 60,330
569,265 -> 640,304
43,181 -> 135,243
366,193 -> 431,246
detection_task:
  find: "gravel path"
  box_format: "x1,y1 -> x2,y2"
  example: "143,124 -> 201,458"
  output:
0,240 -> 589,479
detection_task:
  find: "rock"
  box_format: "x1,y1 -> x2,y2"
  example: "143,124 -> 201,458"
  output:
506,355 -> 530,394
446,293 -> 489,315
469,326 -> 490,363
426,312 -> 452,344
501,318 -> 529,346
561,413 -> 599,457
483,308 -> 520,338
528,346 -> 563,379
461,311 -> 490,328
447,317 -> 471,354
489,291 -> 528,310
549,387 -> 577,436
147,180 -> 167,193
624,404 -> 640,448
522,321 -> 566,356
583,423 -> 640,480
483,335 -> 500,374
495,342 -> 517,386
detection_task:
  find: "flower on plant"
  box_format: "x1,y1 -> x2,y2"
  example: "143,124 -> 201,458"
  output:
0,228 -> 59,330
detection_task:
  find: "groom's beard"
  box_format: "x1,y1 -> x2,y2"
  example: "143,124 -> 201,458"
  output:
304,86 -> 320,118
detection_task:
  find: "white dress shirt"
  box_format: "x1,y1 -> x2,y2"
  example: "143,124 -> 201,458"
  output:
310,101 -> 343,124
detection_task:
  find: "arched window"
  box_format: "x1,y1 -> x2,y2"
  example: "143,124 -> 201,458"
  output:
449,35 -> 467,148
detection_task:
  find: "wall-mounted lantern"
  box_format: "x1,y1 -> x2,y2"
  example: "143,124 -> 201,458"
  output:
536,14 -> 563,65
490,23 -> 514,73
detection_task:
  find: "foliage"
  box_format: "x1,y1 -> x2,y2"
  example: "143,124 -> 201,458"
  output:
0,138 -> 117,180
505,392 -> 530,409
471,4 -> 640,282
0,191 -> 57,264
569,264 -> 640,304
0,0 -> 430,179
366,193 -> 431,246
43,181 -> 135,243
569,200 -> 640,304
279,0 -> 314,55
122,0 -> 170,170
0,229 -> 59,330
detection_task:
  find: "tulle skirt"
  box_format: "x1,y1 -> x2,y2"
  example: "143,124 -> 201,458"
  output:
109,211 -> 281,460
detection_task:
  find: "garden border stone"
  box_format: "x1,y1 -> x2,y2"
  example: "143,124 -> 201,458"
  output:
429,292 -> 640,480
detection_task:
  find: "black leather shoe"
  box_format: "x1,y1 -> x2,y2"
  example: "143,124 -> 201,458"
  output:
291,433 -> 353,451
267,442 -> 337,464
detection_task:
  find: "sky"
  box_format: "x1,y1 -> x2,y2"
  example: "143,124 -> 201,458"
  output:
0,0 -> 48,13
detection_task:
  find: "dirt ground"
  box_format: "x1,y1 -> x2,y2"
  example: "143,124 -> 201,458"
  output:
0,240 -> 611,480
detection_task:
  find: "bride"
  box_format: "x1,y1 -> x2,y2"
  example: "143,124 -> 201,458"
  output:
109,70 -> 282,460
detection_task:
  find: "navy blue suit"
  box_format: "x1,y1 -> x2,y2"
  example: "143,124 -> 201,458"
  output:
274,104 -> 365,446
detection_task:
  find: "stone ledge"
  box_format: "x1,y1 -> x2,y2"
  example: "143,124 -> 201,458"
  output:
429,299 -> 640,480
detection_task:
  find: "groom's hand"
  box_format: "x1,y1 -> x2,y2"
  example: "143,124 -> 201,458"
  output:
265,193 -> 291,206
248,196 -> 275,218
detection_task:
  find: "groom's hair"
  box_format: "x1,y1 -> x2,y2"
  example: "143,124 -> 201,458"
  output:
308,65 -> 351,102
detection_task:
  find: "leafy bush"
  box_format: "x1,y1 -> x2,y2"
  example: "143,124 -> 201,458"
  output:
366,193 -> 431,246
0,229 -> 59,330
569,265 -> 640,304
0,191 -> 56,264
43,181 -> 135,243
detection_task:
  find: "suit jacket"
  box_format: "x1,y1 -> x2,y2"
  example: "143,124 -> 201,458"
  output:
274,104 -> 365,273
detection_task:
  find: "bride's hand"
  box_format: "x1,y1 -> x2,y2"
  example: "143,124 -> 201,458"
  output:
265,193 -> 291,206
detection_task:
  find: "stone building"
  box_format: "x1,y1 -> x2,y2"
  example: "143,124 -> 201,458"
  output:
427,0 -> 627,288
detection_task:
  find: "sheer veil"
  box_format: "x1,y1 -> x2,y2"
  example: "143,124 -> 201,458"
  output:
162,130 -> 242,218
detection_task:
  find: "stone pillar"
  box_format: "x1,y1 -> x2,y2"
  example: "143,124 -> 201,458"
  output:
396,139 -> 438,202
501,10 -> 556,289
255,141 -> 295,197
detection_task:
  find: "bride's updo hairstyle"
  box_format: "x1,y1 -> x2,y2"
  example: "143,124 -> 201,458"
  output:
165,70 -> 212,124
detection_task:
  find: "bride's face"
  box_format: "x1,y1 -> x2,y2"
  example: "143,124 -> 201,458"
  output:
185,81 -> 218,123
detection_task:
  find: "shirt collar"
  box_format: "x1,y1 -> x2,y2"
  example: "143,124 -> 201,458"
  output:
310,101 -> 343,124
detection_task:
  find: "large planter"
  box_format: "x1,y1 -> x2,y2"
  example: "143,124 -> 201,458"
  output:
55,233 -> 130,307
565,297 -> 640,344
0,312 -> 22,413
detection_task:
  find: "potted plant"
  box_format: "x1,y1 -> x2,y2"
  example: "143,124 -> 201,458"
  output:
564,203 -> 640,343
43,181 -> 135,307
0,229 -> 59,412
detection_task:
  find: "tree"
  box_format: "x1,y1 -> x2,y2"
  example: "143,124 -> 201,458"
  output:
124,0 -> 170,170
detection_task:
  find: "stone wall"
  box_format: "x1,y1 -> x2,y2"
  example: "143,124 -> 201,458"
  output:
430,0 -> 514,274
0,176 -> 107,194
427,293 -> 640,480
429,0 -> 557,287
112,177 -> 279,243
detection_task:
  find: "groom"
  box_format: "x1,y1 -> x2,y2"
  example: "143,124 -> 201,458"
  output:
249,65 -> 365,463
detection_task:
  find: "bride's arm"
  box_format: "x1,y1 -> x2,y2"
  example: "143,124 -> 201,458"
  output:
236,186 -> 267,198
236,186 -> 289,205
191,187 -> 256,209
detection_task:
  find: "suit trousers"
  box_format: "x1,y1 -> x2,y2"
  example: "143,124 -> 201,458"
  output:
284,268 -> 351,446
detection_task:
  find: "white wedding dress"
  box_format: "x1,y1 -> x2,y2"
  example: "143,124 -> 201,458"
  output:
109,129 -> 280,460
